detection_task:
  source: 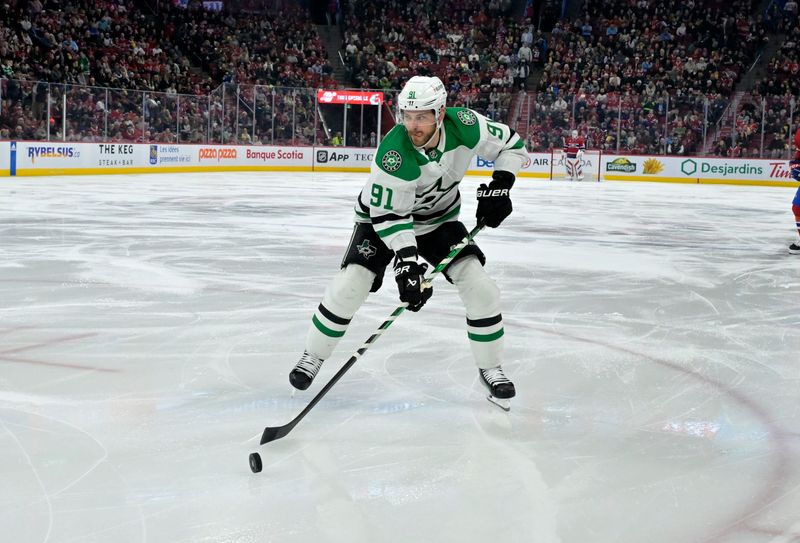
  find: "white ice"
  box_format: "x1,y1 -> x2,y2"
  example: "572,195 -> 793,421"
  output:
1,172 -> 799,543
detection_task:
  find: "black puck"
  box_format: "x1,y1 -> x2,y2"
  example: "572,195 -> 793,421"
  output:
249,452 -> 262,473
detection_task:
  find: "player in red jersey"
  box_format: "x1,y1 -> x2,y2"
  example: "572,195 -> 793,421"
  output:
563,129 -> 586,181
788,127 -> 800,253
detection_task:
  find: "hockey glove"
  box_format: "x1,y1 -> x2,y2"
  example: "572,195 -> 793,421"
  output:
476,170 -> 515,228
393,249 -> 432,312
790,159 -> 800,181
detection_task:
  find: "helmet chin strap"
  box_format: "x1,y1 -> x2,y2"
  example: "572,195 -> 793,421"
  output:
414,108 -> 444,151
418,124 -> 440,151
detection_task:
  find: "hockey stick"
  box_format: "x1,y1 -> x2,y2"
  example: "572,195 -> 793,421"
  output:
260,221 -> 486,445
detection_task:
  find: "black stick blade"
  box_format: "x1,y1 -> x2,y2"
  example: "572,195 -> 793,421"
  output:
260,424 -> 292,444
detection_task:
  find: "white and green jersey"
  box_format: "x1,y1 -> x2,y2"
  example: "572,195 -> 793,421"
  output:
355,107 -> 528,253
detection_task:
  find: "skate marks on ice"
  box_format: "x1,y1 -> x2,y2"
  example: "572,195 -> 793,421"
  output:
0,173 -> 799,542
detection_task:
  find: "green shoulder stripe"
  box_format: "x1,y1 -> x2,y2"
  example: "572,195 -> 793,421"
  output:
442,107 -> 481,151
376,125 -> 426,181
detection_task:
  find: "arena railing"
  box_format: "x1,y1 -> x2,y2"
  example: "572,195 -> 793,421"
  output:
512,90 -> 797,159
1,78 -> 795,158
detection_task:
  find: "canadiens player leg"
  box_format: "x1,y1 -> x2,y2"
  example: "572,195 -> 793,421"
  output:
564,155 -> 575,181
791,204 -> 800,254
790,159 -> 800,254
575,149 -> 585,181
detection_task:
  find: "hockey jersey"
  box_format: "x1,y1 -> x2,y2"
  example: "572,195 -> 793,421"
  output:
793,127 -> 800,205
563,136 -> 586,158
356,107 -> 528,253
794,126 -> 800,160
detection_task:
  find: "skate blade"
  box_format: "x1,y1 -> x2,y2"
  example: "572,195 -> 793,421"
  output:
486,395 -> 511,412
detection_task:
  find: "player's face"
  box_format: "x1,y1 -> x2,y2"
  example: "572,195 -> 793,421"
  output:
401,110 -> 438,147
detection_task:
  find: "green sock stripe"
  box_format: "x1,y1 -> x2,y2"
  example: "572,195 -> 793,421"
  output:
467,328 -> 504,342
312,315 -> 346,338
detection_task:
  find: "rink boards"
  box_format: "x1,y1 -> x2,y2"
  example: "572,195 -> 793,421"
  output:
0,141 -> 798,187
0,142 -> 7,176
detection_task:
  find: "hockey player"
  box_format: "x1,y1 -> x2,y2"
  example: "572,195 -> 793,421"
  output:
289,75 -> 529,408
563,129 -> 586,181
789,126 -> 800,254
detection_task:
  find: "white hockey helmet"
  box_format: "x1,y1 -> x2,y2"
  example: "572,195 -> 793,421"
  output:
398,76 -> 447,116
571,129 -> 578,138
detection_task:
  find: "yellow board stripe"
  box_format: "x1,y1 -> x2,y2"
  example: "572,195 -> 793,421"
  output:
604,174 -> 800,187
465,171 -> 552,178
5,165 -> 798,188
12,165 -> 314,176
313,166 -> 370,173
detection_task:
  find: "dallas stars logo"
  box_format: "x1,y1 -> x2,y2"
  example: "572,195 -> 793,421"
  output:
415,176 -> 458,212
457,110 -> 477,125
427,149 -> 440,160
381,150 -> 402,172
357,239 -> 376,259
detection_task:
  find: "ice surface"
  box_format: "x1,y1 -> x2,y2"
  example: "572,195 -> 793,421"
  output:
1,172 -> 799,542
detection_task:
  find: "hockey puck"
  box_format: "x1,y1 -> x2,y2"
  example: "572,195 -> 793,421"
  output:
249,452 -> 262,473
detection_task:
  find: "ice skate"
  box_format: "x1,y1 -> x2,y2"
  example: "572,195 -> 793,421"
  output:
789,242 -> 800,254
479,366 -> 515,411
289,351 -> 324,390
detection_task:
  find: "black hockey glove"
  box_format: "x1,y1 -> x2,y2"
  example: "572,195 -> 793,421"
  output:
476,170 -> 515,228
393,249 -> 432,312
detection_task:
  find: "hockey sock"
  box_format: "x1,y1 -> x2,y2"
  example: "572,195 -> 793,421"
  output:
448,256 -> 504,369
305,264 -> 374,360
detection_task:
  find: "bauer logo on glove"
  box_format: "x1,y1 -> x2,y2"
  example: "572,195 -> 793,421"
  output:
476,171 -> 515,228
476,188 -> 510,198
